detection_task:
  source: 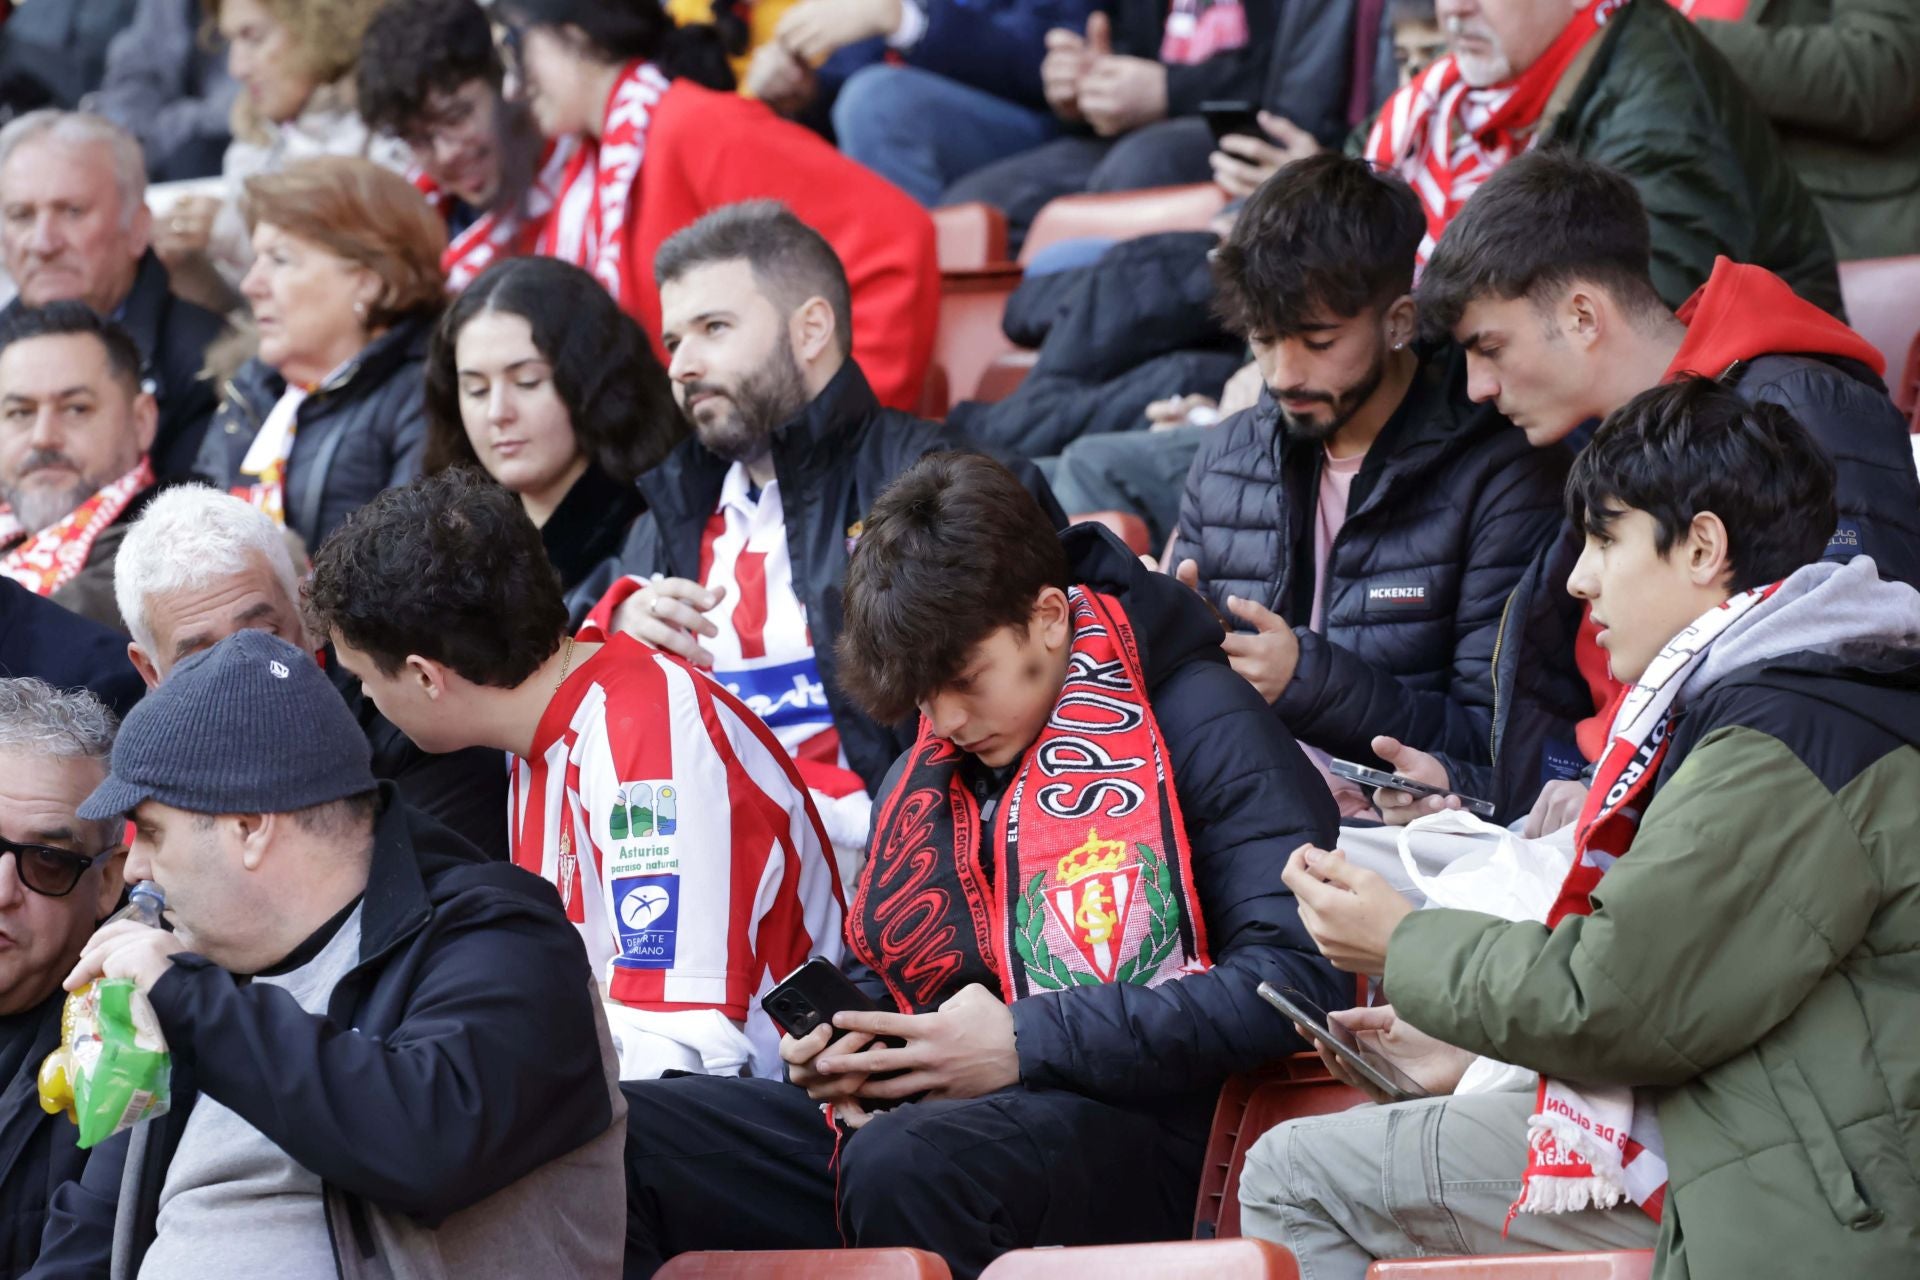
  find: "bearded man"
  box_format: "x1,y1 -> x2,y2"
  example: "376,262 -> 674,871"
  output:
575,201 -> 1060,870
0,303 -> 162,633
1168,154 -> 1568,818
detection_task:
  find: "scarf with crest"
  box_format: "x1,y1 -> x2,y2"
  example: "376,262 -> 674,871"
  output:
850,588 -> 1211,1013
536,61 -> 670,311
0,457 -> 153,596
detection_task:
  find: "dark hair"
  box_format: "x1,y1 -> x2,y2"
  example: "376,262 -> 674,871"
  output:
424,257 -> 685,486
304,467 -> 568,686
1417,149 -> 1667,342
356,0 -> 502,138
655,200 -> 853,357
1567,377 -> 1838,593
836,452 -> 1069,724
0,301 -> 144,392
1211,153 -> 1423,340
494,0 -> 737,92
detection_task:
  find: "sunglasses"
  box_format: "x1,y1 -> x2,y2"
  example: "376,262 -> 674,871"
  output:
1,835 -> 102,898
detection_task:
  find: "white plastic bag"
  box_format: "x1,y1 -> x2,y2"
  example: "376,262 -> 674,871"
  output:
1394,810 -> 1574,922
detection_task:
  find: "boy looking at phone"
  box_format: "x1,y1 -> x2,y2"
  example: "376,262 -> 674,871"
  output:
619,451 -> 1345,1279
1243,378 -> 1920,1276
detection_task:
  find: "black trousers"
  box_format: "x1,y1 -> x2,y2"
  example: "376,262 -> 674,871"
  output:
623,1075 -> 1209,1279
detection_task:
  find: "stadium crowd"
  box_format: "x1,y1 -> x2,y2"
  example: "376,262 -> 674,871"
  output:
0,0 -> 1915,1276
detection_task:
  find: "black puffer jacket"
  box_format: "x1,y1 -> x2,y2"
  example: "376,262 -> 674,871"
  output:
854,524 -> 1347,1131
195,316 -> 431,553
1171,347 -> 1572,768
571,361 -> 1064,795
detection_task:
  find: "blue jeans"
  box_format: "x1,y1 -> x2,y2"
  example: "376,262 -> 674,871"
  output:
833,64 -> 1063,207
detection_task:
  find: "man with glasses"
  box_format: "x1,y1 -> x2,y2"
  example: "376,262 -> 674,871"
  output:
0,676 -> 126,1272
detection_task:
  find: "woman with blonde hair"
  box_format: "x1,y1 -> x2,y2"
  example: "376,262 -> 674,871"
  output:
196,156 -> 445,553
156,0 -> 410,313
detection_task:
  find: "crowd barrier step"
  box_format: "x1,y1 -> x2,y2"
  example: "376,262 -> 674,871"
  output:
656,1248 -> 952,1278
981,1238 -> 1301,1278
1366,1250 -> 1655,1278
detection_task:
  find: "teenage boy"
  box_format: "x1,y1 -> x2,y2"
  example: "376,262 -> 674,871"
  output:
1244,377 -> 1920,1276
303,467 -> 844,1081
620,451 -> 1343,1279
1373,149 -> 1920,826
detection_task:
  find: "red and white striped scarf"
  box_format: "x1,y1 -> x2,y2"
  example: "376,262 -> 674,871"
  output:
1364,0 -> 1619,265
0,456 -> 153,596
419,136 -> 579,294
1512,579 -> 1784,1228
536,60 -> 670,311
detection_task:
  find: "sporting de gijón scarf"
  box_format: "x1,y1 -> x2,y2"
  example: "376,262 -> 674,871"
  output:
851,588 -> 1212,1013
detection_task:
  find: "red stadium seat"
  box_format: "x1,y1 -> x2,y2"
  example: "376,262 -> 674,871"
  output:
657,1248 -> 952,1279
1193,1056 -> 1369,1239
982,1239 -> 1301,1279
974,350 -> 1037,404
1021,184 -> 1230,265
926,265 -> 1024,413
932,203 -> 1010,273
1836,256 -> 1920,411
1901,329 -> 1919,428
1366,1251 -> 1655,1278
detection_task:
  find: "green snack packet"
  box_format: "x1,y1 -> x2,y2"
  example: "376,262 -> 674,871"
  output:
71,979 -> 171,1149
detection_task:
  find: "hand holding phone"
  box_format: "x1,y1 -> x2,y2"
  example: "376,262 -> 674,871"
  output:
1199,99 -> 1264,145
766,958 -> 908,1112
1329,757 -> 1496,819
1257,983 -> 1431,1102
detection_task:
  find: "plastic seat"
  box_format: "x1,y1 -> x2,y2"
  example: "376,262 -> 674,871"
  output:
1070,510 -> 1151,556
1191,1055 -> 1369,1239
1021,184 -> 1230,266
974,349 -> 1037,404
981,1238 -> 1300,1278
1836,255 -> 1920,409
1366,1251 -> 1655,1278
657,1248 -> 953,1279
932,202 -> 1010,273
927,265 -> 1024,413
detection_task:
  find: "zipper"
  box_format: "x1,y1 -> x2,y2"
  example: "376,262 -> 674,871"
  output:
1488,586 -> 1518,761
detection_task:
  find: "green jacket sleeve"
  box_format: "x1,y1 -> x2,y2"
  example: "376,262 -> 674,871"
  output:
1698,0 -> 1920,143
1384,725 -> 1877,1087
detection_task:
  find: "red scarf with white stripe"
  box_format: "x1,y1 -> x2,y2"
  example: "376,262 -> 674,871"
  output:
419,137 -> 578,294
0,457 -> 152,596
1365,0 -> 1619,264
535,60 -> 670,311
1513,580 -> 1784,1228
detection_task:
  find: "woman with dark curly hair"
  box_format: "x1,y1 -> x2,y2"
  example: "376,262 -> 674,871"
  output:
424,256 -> 684,591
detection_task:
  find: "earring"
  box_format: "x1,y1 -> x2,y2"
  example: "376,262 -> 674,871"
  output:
353,300 -> 367,318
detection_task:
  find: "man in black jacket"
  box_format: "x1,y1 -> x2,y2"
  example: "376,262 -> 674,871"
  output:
1171,155 -> 1569,812
0,578 -> 142,719
576,201 -> 1059,864
1372,150 -> 1920,828
0,111 -> 226,482
31,630 -> 623,1277
621,451 -> 1343,1278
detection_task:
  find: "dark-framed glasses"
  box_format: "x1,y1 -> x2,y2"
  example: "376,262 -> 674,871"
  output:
0,835 -> 100,898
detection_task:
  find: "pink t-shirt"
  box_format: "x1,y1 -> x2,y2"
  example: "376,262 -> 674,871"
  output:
1306,448 -> 1374,818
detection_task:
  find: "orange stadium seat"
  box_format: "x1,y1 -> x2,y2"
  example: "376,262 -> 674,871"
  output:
1367,1251 -> 1655,1279
1837,256 -> 1920,412
1021,184 -> 1230,265
982,1239 -> 1301,1279
932,203 -> 1010,273
1194,1056 -> 1369,1239
656,1248 -> 953,1279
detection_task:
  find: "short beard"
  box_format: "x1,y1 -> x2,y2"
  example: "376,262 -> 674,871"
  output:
1276,345 -> 1390,446
2,472 -> 96,533
1444,16 -> 1513,87
684,343 -> 811,467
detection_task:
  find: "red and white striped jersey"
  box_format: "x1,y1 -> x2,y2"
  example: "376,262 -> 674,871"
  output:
508,633 -> 846,1026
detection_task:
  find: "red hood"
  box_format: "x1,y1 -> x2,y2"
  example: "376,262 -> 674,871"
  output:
1667,256 -> 1884,380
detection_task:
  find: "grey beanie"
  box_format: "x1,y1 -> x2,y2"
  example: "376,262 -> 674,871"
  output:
79,630 -> 376,820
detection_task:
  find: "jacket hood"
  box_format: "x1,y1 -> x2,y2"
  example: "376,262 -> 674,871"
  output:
1669,257 -> 1885,379
1064,522 -> 1230,692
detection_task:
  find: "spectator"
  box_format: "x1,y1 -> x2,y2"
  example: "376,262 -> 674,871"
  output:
1374,149 -> 1920,826
0,111 -> 226,481
356,0 -> 568,294
576,202 -> 1063,865
0,679 -> 125,1275
154,0 -> 410,315
1170,155 -> 1567,810
423,257 -> 684,595
0,0 -> 133,117
669,0 -> 794,89
0,577 -> 144,718
85,0 -> 239,182
196,156 -> 444,556
112,484 -> 511,860
492,0 -> 941,411
305,468 -> 846,1081
1250,377 -> 1920,1276
0,304 -> 162,633
33,628 -> 626,1277
1693,0 -> 1920,261
623,452 -> 1342,1277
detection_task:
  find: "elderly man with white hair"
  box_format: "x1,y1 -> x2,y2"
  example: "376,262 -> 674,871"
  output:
0,110 -> 227,480
113,484 -> 508,858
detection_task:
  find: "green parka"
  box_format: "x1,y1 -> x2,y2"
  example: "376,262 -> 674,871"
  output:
1387,650 -> 1920,1279
1698,0 -> 1920,262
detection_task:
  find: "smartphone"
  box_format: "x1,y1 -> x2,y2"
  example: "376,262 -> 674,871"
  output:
1256,983 -> 1428,1103
1200,99 -> 1264,145
763,957 -> 904,1051
1328,758 -> 1497,819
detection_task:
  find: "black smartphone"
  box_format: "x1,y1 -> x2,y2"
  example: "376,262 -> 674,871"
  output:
1200,99 -> 1264,145
1327,758 -> 1497,819
1256,983 -> 1429,1102
763,957 -> 904,1051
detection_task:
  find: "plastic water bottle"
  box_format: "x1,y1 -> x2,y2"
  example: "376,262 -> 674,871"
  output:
103,882 -> 166,928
